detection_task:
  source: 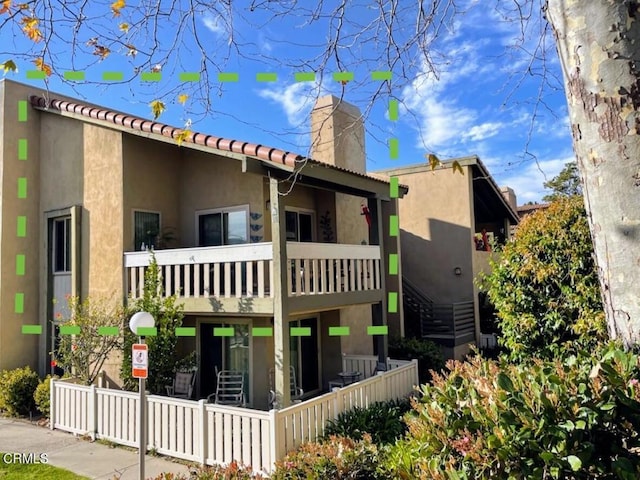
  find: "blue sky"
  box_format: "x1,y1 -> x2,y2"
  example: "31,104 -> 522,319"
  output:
1,0 -> 572,203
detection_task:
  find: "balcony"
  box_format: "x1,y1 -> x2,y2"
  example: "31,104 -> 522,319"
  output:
124,242 -> 383,315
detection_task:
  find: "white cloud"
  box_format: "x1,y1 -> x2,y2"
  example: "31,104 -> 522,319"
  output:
465,122 -> 503,141
202,14 -> 226,37
257,82 -> 323,127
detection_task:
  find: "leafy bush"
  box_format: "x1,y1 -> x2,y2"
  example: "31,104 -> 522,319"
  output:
34,375 -> 54,417
482,196 -> 607,361
0,366 -> 40,416
149,461 -> 264,479
272,435 -> 389,480
385,343 -> 640,479
388,336 -> 444,383
323,399 -> 411,445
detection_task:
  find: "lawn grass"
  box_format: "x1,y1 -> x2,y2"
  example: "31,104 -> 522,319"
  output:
0,454 -> 89,479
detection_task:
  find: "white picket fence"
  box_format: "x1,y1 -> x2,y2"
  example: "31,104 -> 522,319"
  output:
50,359 -> 418,474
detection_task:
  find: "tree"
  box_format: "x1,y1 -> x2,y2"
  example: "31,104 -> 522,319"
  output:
120,255 -> 196,394
542,161 -> 581,201
546,1 -> 640,347
483,196 -> 607,361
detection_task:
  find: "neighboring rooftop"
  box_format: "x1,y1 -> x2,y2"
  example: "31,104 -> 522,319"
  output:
517,203 -> 550,217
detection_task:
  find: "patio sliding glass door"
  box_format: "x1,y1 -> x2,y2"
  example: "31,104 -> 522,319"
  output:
289,318 -> 320,394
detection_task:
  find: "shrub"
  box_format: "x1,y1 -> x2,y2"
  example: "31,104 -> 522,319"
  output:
323,398 -> 412,445
385,343 -> 640,479
0,366 -> 40,416
482,196 -> 607,362
271,435 -> 389,480
34,375 -> 54,417
388,336 -> 444,383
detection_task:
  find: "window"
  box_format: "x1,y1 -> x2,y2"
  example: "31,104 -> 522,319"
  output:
290,318 -> 320,394
285,209 -> 314,242
52,217 -> 71,273
134,211 -> 160,250
196,206 -> 248,247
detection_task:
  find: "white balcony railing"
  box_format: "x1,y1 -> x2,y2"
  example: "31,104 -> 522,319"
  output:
124,242 -> 382,302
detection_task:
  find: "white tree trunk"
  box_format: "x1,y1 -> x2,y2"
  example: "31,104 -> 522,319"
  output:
546,0 -> 640,346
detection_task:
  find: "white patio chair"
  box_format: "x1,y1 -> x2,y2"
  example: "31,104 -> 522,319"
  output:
208,370 -> 246,406
165,367 -> 197,400
268,366 -> 304,408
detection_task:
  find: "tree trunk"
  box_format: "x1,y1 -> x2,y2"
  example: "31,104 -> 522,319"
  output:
546,0 -> 640,346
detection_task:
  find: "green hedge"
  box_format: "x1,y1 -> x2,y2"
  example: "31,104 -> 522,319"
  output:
0,366 -> 39,416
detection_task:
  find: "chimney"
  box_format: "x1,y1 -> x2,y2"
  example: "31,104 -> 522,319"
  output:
500,186 -> 517,212
310,95 -> 366,173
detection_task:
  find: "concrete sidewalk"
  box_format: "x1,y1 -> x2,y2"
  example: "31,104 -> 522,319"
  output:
0,417 -> 194,479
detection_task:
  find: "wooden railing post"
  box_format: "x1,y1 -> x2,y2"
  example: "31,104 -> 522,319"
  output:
89,384 -> 97,440
199,400 -> 207,466
49,378 -> 55,430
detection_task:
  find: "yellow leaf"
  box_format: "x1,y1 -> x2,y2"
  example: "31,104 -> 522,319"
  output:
452,160 -> 465,175
1,59 -> 17,74
0,0 -> 10,15
175,129 -> 191,146
426,153 -> 440,170
21,16 -> 42,42
150,100 -> 165,120
177,94 -> 188,105
111,0 -> 125,16
32,57 -> 51,76
93,45 -> 111,60
119,23 -> 129,33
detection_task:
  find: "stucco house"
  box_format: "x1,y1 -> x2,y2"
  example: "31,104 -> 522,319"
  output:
0,79 -> 407,409
375,157 -> 519,359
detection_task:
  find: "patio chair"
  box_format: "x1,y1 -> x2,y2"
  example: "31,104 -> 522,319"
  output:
165,367 -> 197,400
373,361 -> 388,376
268,366 -> 304,408
207,370 -> 246,406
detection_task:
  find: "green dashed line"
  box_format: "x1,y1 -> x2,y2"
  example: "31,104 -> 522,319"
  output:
64,71 -> 85,81
26,70 -> 46,80
252,327 -> 273,337
291,327 -> 311,337
16,254 -> 25,276
368,325 -> 388,335
60,326 -> 81,335
218,72 -> 239,82
180,72 -> 200,82
329,326 -> 350,336
141,72 -> 162,82
389,254 -> 398,275
387,293 -> 398,313
103,71 -> 124,81
390,177 -> 399,198
389,100 -> 398,121
389,215 -> 399,237
389,138 -> 399,159
333,72 -> 354,82
371,71 -> 392,81
256,73 -> 277,82
18,102 -> 27,122
214,327 -> 234,337
17,216 -> 26,237
136,327 -> 157,336
98,327 -> 119,336
295,72 -> 315,82
22,325 -> 41,334
176,327 -> 196,336
17,177 -> 27,198
18,139 -> 27,159
15,293 -> 24,314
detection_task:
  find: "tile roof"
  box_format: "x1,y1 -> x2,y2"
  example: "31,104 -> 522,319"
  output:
29,95 -> 403,190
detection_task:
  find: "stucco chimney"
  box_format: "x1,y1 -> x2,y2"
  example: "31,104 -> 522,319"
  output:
310,95 -> 366,173
500,186 -> 517,212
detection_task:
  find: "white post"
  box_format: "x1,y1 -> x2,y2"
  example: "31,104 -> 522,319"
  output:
49,378 -> 55,430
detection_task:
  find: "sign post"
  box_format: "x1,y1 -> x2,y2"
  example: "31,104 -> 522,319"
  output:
129,312 -> 155,480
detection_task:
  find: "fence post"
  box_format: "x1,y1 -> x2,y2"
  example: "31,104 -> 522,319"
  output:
199,400 -> 207,466
412,359 -> 420,387
49,378 -> 55,431
269,408 -> 284,474
89,384 -> 97,441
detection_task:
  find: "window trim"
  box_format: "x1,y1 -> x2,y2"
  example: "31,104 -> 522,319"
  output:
195,204 -> 250,246
52,217 -> 72,274
132,209 -> 162,251
284,207 -> 316,242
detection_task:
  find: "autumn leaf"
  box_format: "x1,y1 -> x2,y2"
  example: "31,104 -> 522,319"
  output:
426,153 -> 440,170
33,57 -> 52,76
150,100 -> 165,119
177,93 -> 188,105
0,0 -> 10,15
452,160 -> 465,175
175,129 -> 191,146
111,0 -> 125,16
93,45 -> 111,60
21,16 -> 43,42
119,23 -> 129,33
125,44 -> 137,57
1,59 -> 17,74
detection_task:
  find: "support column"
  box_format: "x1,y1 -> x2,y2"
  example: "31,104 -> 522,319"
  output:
369,197 -> 388,364
270,177 -> 291,408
